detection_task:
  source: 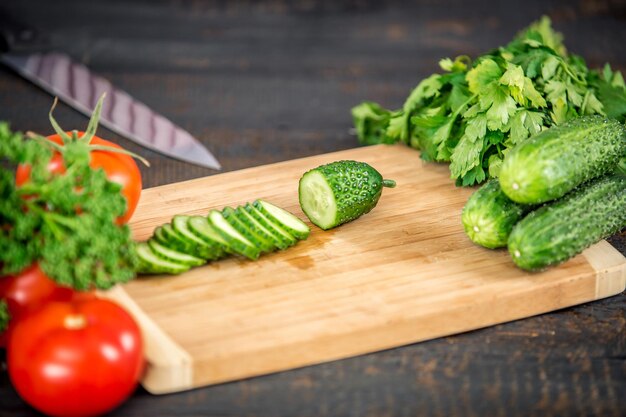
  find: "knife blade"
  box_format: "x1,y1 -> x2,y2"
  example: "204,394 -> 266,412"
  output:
0,12 -> 221,170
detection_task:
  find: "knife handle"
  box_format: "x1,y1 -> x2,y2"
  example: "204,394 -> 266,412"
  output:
0,9 -> 48,53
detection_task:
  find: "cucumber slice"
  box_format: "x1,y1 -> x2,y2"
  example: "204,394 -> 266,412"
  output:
245,203 -> 297,247
298,170 -> 337,230
253,200 -> 310,240
235,206 -> 290,250
187,216 -> 230,258
222,207 -> 276,253
148,239 -> 205,267
161,223 -> 194,253
172,215 -> 223,260
208,210 -> 261,260
153,226 -> 171,246
135,242 -> 190,275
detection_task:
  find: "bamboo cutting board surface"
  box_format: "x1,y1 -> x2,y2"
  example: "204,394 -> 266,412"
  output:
105,144 -> 626,394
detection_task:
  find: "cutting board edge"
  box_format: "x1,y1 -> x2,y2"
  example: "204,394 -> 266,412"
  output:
583,240 -> 626,299
100,286 -> 195,394
179,257 -> 622,391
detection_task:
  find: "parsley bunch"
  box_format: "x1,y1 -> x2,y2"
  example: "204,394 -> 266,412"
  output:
352,16 -> 626,186
0,105 -> 137,290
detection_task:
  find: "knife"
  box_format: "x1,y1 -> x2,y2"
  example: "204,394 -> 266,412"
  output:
0,10 -> 221,170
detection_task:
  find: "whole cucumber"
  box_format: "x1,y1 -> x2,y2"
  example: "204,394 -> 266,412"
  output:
508,174 -> 626,271
462,179 -> 531,249
499,116 -> 626,204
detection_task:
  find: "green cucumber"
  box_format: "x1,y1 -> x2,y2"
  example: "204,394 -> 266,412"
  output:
135,242 -> 190,275
172,215 -> 222,260
299,160 -> 396,230
235,206 -> 291,250
160,223 -> 194,253
253,200 -> 310,240
245,203 -> 297,247
222,207 -> 275,253
153,226 -> 171,247
508,174 -> 626,271
148,239 -> 205,267
208,210 -> 261,260
499,116 -> 626,204
462,179 -> 532,249
187,215 -> 230,258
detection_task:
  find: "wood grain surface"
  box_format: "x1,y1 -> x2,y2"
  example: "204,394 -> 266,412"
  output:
106,144 -> 626,394
1,0 -> 625,416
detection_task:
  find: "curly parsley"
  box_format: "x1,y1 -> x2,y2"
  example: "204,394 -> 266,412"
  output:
0,104 -> 137,290
352,16 -> 626,186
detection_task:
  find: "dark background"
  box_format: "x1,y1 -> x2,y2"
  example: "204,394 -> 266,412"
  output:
1,0 -> 625,416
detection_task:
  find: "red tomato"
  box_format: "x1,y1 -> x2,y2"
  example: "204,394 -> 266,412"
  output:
8,298 -> 144,417
15,132 -> 142,224
0,263 -> 75,347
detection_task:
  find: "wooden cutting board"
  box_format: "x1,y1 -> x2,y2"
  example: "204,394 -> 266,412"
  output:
103,144 -> 626,394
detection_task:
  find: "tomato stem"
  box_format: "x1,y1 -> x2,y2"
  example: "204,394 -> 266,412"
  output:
48,98 -> 72,144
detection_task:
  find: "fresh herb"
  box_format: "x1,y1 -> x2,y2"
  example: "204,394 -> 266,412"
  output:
352,16 -> 626,186
0,100 -> 137,290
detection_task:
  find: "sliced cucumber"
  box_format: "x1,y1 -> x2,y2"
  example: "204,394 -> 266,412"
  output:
222,207 -> 276,253
245,203 -> 297,247
187,215 -> 230,258
253,200 -> 310,240
153,226 -> 171,247
148,239 -> 205,267
208,210 -> 261,260
135,242 -> 191,275
160,223 -> 194,253
172,215 -> 223,260
235,206 -> 290,250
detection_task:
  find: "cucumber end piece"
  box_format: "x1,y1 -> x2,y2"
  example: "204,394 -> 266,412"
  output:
298,170 -> 337,230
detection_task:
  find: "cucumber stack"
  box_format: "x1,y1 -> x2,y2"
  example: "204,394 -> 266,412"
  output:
461,116 -> 626,270
136,200 -> 310,275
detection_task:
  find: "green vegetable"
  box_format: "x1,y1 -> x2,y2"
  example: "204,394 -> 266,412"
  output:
222,207 -> 275,253
461,179 -> 531,249
187,215 -> 230,257
352,16 -> 626,186
172,215 -> 222,260
136,242 -> 190,275
299,160 -> 395,230
0,123 -> 136,290
208,210 -> 261,260
245,203 -> 298,247
147,239 -> 205,267
253,200 -> 310,240
508,174 -> 626,270
499,116 -> 626,204
235,206 -> 291,250
136,201 -> 309,275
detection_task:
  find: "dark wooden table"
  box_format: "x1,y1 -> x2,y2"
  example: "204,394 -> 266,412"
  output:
1,1 -> 625,416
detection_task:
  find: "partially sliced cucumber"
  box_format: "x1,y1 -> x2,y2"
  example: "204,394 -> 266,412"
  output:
254,200 -> 310,240
208,210 -> 261,260
222,207 -> 276,253
298,170 -> 337,230
172,215 -> 223,260
245,203 -> 297,247
235,206 -> 290,250
136,242 -> 191,275
148,239 -> 205,267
